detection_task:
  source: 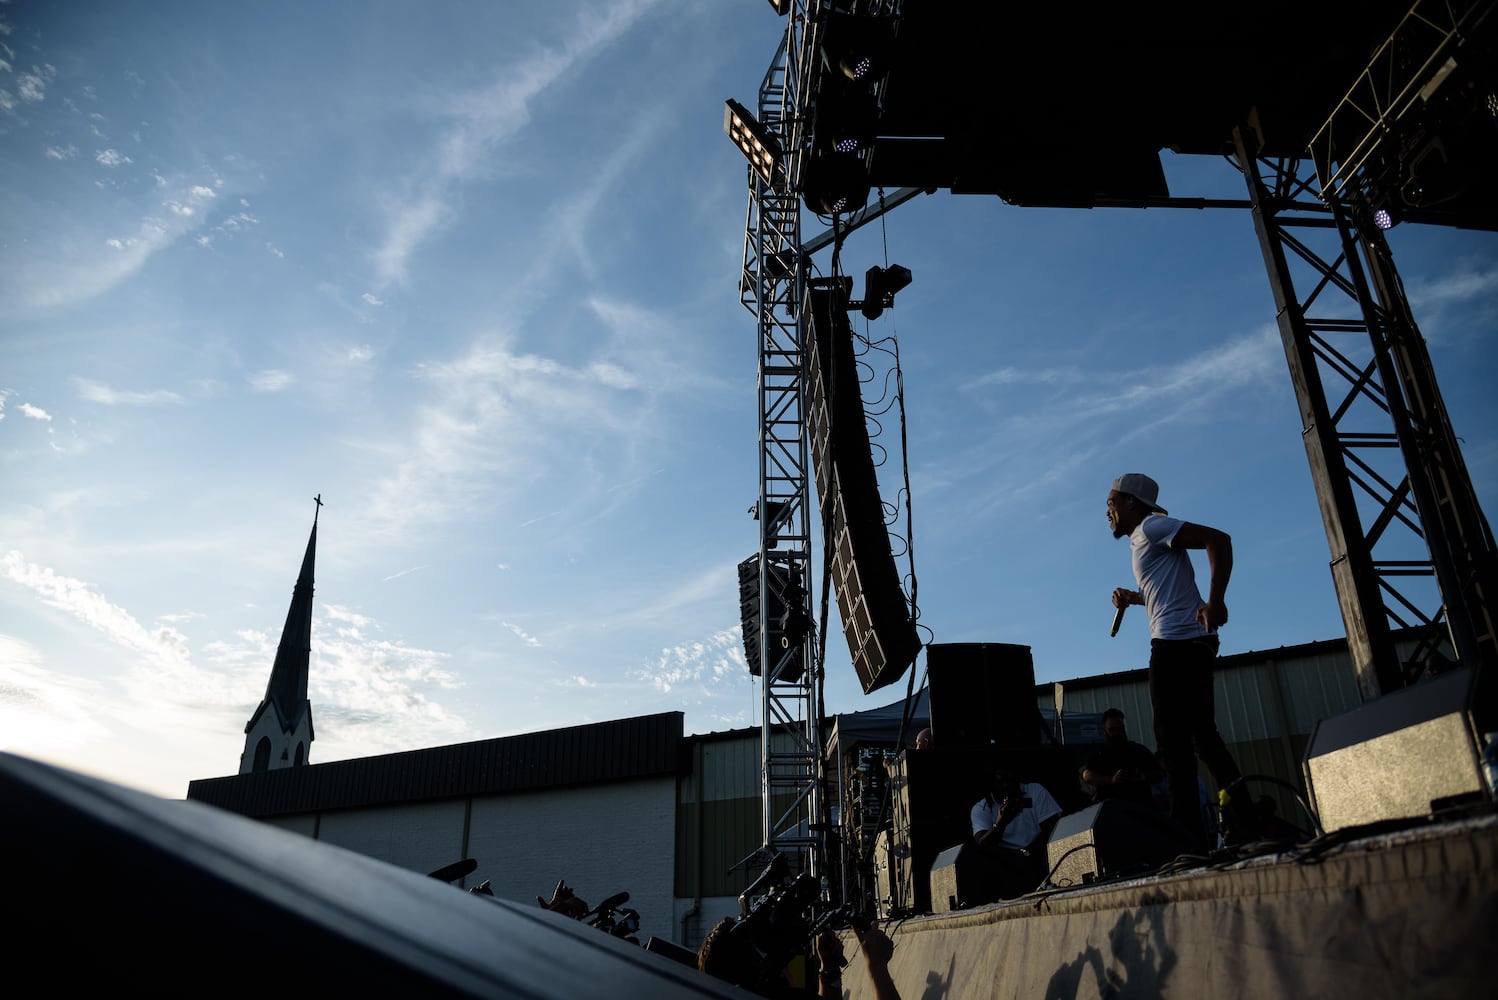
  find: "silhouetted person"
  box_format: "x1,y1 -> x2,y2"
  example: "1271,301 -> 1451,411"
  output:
1106,472 -> 1247,847
1081,708 -> 1163,805
970,769 -> 1062,899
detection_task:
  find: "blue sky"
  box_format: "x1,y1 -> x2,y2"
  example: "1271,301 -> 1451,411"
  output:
3,1 -> 1495,798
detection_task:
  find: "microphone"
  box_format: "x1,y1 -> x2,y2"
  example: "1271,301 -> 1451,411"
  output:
1110,604 -> 1126,637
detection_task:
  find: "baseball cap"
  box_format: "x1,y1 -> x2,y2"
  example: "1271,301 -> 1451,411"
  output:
1111,473 -> 1168,515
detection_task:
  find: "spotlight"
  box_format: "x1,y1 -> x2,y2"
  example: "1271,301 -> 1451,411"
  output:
859,264 -> 913,320
819,13 -> 899,84
724,99 -> 783,187
767,0 -> 792,15
801,148 -> 871,215
1373,207 -> 1394,230
813,76 -> 878,156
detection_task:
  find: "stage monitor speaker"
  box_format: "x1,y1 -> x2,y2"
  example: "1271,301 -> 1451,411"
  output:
927,642 -> 1042,750
805,281 -> 921,695
928,842 -> 1001,913
1304,665 -> 1488,834
736,554 -> 801,681
1045,799 -> 1196,888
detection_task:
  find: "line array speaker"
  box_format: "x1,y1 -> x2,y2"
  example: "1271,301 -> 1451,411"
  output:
805,281 -> 920,695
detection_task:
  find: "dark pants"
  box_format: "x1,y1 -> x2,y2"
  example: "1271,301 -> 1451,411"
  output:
1149,636 -> 1241,845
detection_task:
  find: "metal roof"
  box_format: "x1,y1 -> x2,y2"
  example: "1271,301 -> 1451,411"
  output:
189,712 -> 684,818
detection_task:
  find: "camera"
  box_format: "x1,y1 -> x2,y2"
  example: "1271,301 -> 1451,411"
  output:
716,853 -> 867,995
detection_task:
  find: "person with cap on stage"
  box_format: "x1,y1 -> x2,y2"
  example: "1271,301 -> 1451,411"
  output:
1106,473 -> 1248,848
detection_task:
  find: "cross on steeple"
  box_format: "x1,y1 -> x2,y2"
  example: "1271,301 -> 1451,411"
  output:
313,493 -> 323,524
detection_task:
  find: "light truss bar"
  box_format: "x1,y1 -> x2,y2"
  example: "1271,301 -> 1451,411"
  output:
1310,0 -> 1493,200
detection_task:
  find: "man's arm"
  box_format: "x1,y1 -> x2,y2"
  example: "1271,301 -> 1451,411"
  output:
974,797 -> 1022,848
1173,521 -> 1232,630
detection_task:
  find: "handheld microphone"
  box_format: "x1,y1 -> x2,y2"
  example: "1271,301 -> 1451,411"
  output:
1110,604 -> 1126,637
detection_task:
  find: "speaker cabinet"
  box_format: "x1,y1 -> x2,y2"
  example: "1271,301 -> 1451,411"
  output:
736,554 -> 801,681
928,842 -> 1001,913
805,282 -> 921,695
1305,666 -> 1488,834
927,642 -> 1042,750
1045,799 -> 1196,887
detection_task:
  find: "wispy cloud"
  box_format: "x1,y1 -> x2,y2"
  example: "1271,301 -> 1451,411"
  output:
369,0 -> 663,285
353,334 -> 654,540
0,633 -> 110,755
634,626 -> 745,696
930,324 -> 1286,520
15,175 -> 232,309
502,622 -> 543,648
19,402 -> 51,421
44,144 -> 77,160
1,555 -> 472,790
248,369 -> 295,392
16,65 -> 53,103
73,377 -> 184,406
2,551 -> 194,677
1407,264 -> 1498,309
95,148 -> 132,167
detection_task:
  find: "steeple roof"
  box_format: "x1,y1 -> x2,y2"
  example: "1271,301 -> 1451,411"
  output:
262,498 -> 318,731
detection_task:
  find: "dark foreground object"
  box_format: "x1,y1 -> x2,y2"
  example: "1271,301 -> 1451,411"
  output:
1,752 -> 735,998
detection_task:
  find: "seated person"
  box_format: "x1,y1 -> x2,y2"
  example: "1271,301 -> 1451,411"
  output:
969,769 -> 1063,900
1081,708 -> 1164,805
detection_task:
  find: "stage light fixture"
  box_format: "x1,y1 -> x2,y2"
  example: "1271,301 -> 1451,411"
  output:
767,0 -> 792,14
859,264 -> 913,320
724,98 -> 783,186
819,13 -> 899,84
813,75 -> 879,156
801,147 -> 871,215
1373,207 -> 1394,230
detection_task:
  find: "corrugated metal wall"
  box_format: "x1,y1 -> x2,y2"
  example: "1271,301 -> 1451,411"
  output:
676,731 -> 805,900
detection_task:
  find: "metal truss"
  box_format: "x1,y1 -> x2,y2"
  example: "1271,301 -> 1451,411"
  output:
1233,128 -> 1497,702
739,16 -> 824,876
1310,0 -> 1493,201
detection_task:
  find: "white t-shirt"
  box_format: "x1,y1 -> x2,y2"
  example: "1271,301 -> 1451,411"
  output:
1131,514 -> 1209,640
970,782 -> 1063,850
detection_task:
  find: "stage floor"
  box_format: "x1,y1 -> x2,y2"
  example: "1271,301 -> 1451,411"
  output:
840,813 -> 1498,999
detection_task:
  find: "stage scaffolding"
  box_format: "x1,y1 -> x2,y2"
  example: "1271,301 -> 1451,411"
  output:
732,0 -> 1498,895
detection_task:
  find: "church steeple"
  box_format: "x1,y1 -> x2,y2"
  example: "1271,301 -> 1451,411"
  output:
240,497 -> 319,774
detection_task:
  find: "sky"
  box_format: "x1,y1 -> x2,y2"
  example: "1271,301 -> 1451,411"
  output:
2,2 -> 1495,799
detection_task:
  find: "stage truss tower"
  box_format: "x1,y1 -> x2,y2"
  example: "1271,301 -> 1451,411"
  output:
738,18 -> 825,873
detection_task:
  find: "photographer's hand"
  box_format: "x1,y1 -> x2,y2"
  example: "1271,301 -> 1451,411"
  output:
815,929 -> 846,997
